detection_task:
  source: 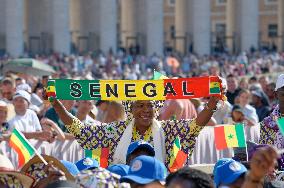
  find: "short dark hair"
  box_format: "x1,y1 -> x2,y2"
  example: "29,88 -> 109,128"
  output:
166,167 -> 214,188
249,76 -> 257,82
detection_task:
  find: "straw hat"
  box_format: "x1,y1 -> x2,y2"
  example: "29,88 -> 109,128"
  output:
0,154 -> 35,188
20,155 -> 75,181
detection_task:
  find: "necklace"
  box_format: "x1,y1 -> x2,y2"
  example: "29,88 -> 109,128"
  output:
132,125 -> 152,142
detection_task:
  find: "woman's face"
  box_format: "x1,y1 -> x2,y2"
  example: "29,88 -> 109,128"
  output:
232,111 -> 244,122
239,92 -> 250,106
131,101 -> 154,127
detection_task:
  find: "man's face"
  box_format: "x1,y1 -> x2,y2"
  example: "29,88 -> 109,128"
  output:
276,87 -> 284,103
259,77 -> 268,89
78,101 -> 93,113
131,101 -> 154,127
251,95 -> 261,105
227,77 -> 237,92
1,84 -> 14,101
0,106 -> 7,123
13,97 -> 29,115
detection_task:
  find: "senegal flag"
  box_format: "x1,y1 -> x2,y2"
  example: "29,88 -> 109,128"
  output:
85,148 -> 109,168
169,137 -> 187,172
209,77 -> 221,94
9,128 -> 35,167
276,117 -> 284,136
153,71 -> 168,80
46,80 -> 56,98
214,124 -> 246,150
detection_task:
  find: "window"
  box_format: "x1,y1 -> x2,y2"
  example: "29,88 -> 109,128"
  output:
265,0 -> 277,5
216,23 -> 226,36
216,0 -> 226,6
268,24 -> 278,37
170,25 -> 175,39
168,0 -> 175,6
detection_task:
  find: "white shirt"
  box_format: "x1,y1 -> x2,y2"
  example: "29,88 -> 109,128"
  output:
213,101 -> 232,124
8,109 -> 42,132
82,115 -> 96,126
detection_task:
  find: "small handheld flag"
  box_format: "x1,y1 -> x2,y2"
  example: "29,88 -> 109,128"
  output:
209,77 -> 221,94
214,124 -> 246,150
46,80 -> 56,102
9,128 -> 47,168
85,148 -> 109,168
153,70 -> 169,80
169,137 -> 187,172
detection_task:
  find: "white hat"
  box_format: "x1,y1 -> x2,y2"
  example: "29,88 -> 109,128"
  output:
275,74 -> 284,91
13,90 -> 31,103
16,83 -> 32,93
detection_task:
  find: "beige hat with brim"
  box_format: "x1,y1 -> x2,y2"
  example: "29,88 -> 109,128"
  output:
0,171 -> 35,188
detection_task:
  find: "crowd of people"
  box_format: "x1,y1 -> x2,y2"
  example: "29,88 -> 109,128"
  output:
0,50 -> 284,187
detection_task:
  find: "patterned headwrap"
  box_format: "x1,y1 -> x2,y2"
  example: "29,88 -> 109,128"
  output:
122,100 -> 165,121
0,174 -> 23,188
76,167 -> 130,188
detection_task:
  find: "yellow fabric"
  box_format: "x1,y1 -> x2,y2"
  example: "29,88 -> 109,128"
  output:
210,82 -> 220,88
10,134 -> 31,163
224,125 -> 238,147
92,148 -> 101,163
100,80 -> 166,100
47,85 -> 55,92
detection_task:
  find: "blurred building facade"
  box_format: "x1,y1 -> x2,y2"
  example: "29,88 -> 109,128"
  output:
0,0 -> 282,57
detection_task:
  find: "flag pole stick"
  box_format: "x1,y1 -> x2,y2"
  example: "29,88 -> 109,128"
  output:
15,128 -> 48,165
240,123 -> 249,162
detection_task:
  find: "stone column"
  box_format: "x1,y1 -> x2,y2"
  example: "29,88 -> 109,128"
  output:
239,0 -> 258,52
120,0 -> 136,48
226,0 -> 236,53
145,0 -> 163,56
192,0 -> 211,55
175,0 -> 187,54
6,0 -> 24,57
99,0 -> 117,53
51,0 -> 70,54
278,0 -> 284,52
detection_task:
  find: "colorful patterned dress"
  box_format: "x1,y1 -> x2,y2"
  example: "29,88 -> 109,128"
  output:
259,105 -> 284,170
66,117 -> 202,169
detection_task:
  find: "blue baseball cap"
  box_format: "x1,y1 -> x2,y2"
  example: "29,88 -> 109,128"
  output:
60,160 -> 80,176
75,157 -> 99,171
121,155 -> 167,185
127,141 -> 155,159
213,158 -> 233,176
107,164 -> 130,177
214,159 -> 247,187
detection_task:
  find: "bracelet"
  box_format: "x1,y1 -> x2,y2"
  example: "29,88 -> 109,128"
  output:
245,171 -> 264,185
204,103 -> 217,112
